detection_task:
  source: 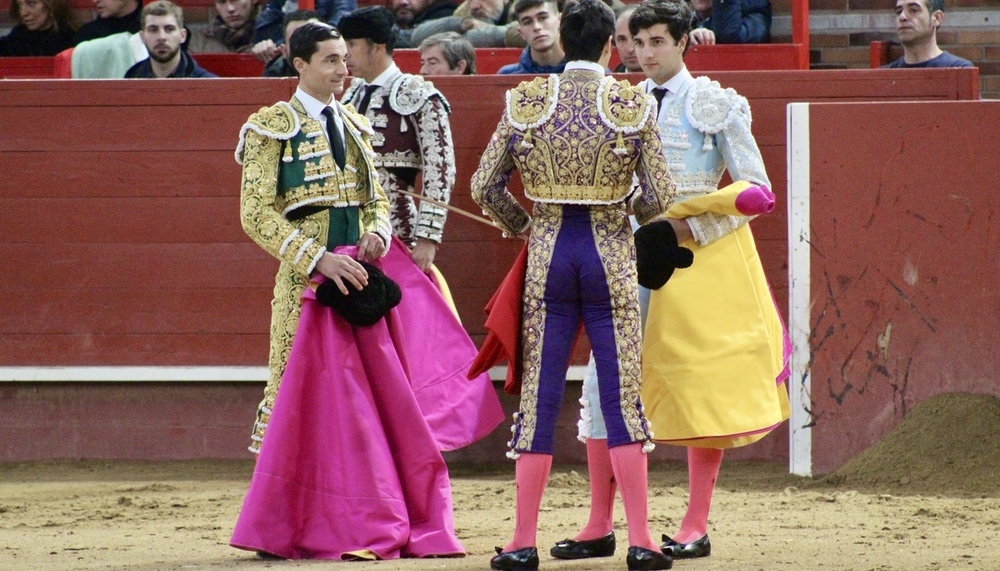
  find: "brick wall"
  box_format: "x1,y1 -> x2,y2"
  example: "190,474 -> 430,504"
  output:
771,3 -> 1000,99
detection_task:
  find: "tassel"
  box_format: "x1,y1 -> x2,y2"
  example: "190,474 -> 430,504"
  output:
613,132 -> 627,155
400,117 -> 408,133
519,129 -> 535,150
282,141 -> 293,163
702,135 -> 714,151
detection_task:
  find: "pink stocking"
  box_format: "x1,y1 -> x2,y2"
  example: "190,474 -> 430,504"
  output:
574,438 -> 617,541
609,443 -> 658,551
504,452 -> 552,552
674,447 -> 723,544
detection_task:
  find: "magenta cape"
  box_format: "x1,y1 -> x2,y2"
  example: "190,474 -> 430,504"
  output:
231,239 -> 504,559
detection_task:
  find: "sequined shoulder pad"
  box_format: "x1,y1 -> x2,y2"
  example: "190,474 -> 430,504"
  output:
389,73 -> 451,115
685,76 -> 751,135
505,75 -> 558,130
596,77 -> 654,134
235,101 -> 300,165
342,78 -> 364,104
340,103 -> 375,137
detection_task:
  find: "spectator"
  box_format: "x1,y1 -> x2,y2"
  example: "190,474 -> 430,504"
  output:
188,0 -> 258,53
410,0 -> 517,48
498,0 -> 564,74
74,0 -> 141,44
394,0 -> 458,47
252,0 -> 355,48
125,0 -> 215,78
612,6 -> 641,72
688,0 -> 771,45
340,6 -> 456,273
418,31 -> 476,74
0,0 -> 75,57
261,10 -> 320,77
884,0 -> 973,68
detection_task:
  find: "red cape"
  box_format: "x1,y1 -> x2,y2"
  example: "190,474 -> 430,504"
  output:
468,245 -> 527,395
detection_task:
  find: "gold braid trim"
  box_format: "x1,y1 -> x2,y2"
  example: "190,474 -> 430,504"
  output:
235,101 -> 300,165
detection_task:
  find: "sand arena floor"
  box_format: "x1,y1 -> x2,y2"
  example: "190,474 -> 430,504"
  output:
3,393 -> 1000,571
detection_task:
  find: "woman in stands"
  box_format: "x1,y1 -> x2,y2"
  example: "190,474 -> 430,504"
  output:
0,0 -> 75,56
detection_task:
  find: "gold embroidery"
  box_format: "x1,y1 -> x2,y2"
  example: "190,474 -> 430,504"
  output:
508,75 -> 557,129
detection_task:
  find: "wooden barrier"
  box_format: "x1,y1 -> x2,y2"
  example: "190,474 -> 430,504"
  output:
0,68 -> 979,462
789,100 -> 1000,474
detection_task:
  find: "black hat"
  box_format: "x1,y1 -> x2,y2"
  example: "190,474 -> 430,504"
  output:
314,261 -> 402,327
338,6 -> 398,47
634,220 -> 694,290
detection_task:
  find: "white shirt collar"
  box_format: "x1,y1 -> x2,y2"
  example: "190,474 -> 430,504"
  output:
647,65 -> 692,94
367,62 -> 400,88
295,86 -> 336,121
564,60 -> 606,75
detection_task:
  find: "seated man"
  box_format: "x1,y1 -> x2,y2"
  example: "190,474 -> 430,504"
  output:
262,10 -> 320,77
74,0 -> 141,44
418,31 -> 476,75
688,0 -> 770,45
125,0 -> 216,78
188,0 -> 257,53
252,0 -> 356,56
394,0 -> 458,47
498,0 -> 564,74
883,0 -> 973,68
410,0 -> 517,48
612,6 -> 641,72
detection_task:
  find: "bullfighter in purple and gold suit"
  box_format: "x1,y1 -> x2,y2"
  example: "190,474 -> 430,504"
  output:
470,2 -> 677,569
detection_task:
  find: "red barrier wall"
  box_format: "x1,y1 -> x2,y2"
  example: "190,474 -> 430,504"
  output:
0,69 -> 980,462
803,100 -> 1000,474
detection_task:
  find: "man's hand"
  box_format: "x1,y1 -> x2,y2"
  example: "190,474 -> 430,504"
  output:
315,252 -> 368,295
689,28 -> 716,45
411,238 -> 438,273
251,40 -> 280,62
357,232 -> 387,262
461,17 -> 487,31
667,217 -> 694,243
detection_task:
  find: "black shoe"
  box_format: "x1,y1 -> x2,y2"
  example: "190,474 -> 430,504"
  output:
255,550 -> 283,560
550,532 -> 616,559
490,546 -> 539,571
660,533 -> 712,559
626,546 -> 672,570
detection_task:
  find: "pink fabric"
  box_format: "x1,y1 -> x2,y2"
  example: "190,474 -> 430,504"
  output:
505,452 -> 553,552
231,243 -> 503,560
674,447 -> 724,544
734,183 -> 775,215
609,443 -> 658,551
575,438 -> 617,541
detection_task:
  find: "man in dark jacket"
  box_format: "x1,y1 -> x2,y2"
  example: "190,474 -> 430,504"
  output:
689,0 -> 770,45
75,0 -> 141,44
393,0 -> 458,47
124,1 -> 215,78
262,10 -> 321,77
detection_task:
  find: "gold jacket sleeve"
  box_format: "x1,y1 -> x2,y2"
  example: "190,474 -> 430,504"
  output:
239,130 -> 326,275
631,109 -> 678,226
469,113 -> 531,237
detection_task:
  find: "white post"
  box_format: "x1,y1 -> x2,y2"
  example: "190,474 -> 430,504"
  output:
786,103 -> 812,477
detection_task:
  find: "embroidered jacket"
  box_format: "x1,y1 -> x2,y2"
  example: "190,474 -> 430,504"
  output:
640,73 -> 769,246
237,97 -> 392,275
470,68 -> 676,236
342,69 -> 455,247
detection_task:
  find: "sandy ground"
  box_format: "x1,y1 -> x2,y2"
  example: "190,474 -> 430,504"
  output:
4,394 -> 1000,571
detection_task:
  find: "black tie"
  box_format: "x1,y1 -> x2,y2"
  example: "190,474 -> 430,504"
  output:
321,106 -> 346,170
651,87 -> 668,114
356,84 -> 378,115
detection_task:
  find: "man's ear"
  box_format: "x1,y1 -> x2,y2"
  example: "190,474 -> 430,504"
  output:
932,10 -> 943,28
292,56 -> 306,74
455,59 -> 467,74
179,27 -> 188,44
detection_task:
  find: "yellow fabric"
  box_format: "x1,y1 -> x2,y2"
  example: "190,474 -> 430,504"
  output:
665,179 -> 756,219
429,265 -> 460,323
641,183 -> 789,449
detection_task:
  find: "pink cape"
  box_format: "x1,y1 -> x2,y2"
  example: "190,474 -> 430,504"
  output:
230,239 -> 504,559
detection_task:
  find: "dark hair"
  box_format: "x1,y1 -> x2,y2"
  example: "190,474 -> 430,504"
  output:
289,22 -> 341,65
628,0 -> 694,51
282,9 -> 320,32
924,0 -> 945,12
514,0 -> 557,18
141,0 -> 184,29
10,0 -> 73,33
559,0 -> 614,63
418,31 -> 477,74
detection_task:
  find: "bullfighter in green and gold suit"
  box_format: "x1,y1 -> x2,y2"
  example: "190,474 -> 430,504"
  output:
237,40 -> 391,454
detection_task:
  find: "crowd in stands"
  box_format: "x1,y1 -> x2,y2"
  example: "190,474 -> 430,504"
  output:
1,0 -> 979,76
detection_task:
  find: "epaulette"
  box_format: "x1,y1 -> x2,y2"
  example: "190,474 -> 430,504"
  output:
596,77 -> 654,134
340,102 -> 375,137
389,73 -> 451,115
685,76 -> 750,137
505,74 -> 558,130
235,101 -> 300,165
